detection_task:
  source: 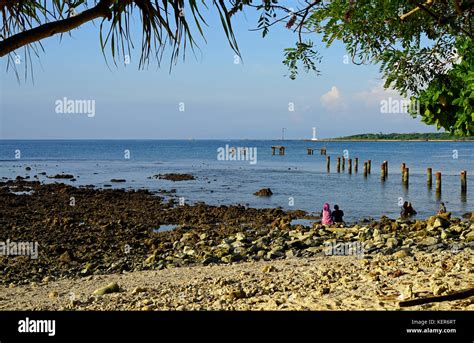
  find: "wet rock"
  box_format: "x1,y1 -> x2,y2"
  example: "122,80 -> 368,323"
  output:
47,174 -> 74,179
253,188 -> 273,197
154,173 -> 195,181
110,179 -> 126,183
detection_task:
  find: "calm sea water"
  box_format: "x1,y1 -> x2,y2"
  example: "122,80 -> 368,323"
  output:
0,140 -> 473,221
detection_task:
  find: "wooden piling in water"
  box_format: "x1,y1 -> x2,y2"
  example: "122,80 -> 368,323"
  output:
403,167 -> 409,186
337,157 -> 341,173
272,146 -> 285,156
368,160 -> 372,174
401,163 -> 406,173
355,158 -> 358,173
348,159 -> 352,174
363,162 -> 368,177
381,162 -> 386,180
427,168 -> 432,188
461,171 -> 467,194
307,148 -> 314,155
326,156 -> 331,173
436,172 -> 442,193
342,157 -> 345,172
383,161 -> 388,176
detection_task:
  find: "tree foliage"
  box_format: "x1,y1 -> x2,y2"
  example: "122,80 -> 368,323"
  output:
0,0 -> 240,76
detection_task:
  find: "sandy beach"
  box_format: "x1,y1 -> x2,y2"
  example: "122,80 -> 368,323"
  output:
1,249 -> 473,311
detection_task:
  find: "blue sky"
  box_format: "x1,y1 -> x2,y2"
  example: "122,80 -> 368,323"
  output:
0,3 -> 438,139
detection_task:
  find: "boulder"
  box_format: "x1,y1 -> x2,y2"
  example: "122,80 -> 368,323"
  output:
433,216 -> 450,229
419,236 -> 439,246
465,230 -> 474,242
253,188 -> 273,197
93,282 -> 120,296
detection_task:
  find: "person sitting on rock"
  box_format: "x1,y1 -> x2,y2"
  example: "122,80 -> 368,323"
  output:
438,202 -> 446,215
331,204 -> 344,223
321,203 -> 333,225
400,201 -> 417,219
407,202 -> 417,216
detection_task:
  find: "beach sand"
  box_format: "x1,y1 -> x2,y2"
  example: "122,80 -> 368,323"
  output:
1,249 -> 472,311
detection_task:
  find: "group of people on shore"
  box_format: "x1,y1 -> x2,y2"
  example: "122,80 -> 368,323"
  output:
320,203 -> 344,225
319,201 -> 447,225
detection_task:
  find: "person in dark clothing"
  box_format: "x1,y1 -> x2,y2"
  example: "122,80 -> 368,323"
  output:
331,204 -> 344,223
438,202 -> 447,215
400,201 -> 417,219
407,202 -> 417,216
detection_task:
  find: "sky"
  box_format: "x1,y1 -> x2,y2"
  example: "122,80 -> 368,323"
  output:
0,2 -> 439,140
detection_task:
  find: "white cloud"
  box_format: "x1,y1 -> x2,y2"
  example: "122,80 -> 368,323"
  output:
320,86 -> 343,110
352,82 -> 401,107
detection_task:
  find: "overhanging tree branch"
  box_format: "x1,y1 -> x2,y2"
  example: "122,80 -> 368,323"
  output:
0,0 -> 115,57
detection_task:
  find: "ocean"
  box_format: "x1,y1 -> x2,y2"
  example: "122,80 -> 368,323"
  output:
0,139 -> 472,221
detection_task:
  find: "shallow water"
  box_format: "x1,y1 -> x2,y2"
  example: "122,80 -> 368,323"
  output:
1,140 -> 472,220
153,224 -> 179,233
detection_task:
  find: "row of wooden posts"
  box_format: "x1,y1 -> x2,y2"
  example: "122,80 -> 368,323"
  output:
330,157 -> 468,194
327,156 -> 368,175
401,164 -> 468,194
271,146 -> 468,194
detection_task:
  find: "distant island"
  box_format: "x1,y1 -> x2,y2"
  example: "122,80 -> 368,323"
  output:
323,133 -> 474,142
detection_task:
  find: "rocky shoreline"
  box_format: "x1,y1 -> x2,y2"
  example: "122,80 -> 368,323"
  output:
0,180 -> 473,310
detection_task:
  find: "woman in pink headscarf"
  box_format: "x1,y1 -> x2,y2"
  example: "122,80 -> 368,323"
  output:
321,203 -> 333,225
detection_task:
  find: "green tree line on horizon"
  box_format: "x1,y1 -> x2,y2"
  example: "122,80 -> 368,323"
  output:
0,0 -> 472,135
332,132 -> 474,141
